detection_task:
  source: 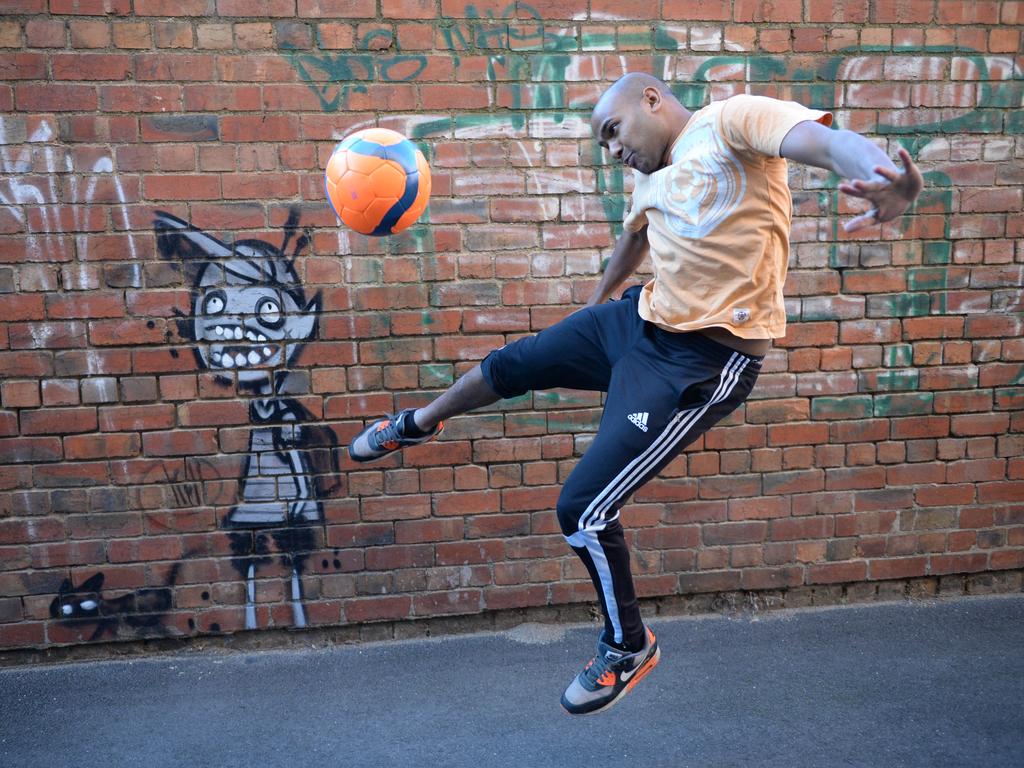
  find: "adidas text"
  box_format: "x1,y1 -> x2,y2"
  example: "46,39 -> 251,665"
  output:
628,412 -> 649,432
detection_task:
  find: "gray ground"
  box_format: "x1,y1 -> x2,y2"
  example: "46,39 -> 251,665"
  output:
1,594 -> 1022,768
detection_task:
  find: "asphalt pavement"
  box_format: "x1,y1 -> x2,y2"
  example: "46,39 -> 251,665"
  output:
1,594 -> 1022,768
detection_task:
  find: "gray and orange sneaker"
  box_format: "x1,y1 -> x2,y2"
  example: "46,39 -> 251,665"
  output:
348,408 -> 443,463
560,625 -> 660,715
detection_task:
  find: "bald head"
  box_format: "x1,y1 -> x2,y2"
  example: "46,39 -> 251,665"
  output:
597,73 -> 671,110
591,74 -> 689,174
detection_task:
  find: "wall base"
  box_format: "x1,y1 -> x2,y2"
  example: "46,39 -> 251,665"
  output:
3,569 -> 1021,667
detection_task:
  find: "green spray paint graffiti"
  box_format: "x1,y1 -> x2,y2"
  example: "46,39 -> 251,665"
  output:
281,22 -> 1022,269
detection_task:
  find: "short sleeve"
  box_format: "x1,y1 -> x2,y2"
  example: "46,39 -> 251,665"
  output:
718,94 -> 833,158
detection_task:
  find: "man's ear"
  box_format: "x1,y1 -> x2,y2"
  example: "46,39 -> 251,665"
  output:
643,86 -> 662,112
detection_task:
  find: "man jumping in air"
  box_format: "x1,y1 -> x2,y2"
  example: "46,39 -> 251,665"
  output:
349,73 -> 923,715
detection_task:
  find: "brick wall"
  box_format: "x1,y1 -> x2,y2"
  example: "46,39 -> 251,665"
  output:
1,1 -> 1022,654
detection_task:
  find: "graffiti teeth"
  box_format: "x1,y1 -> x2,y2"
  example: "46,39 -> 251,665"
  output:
247,351 -> 261,365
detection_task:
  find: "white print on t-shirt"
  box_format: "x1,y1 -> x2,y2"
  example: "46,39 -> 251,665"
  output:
733,307 -> 751,323
638,114 -> 747,239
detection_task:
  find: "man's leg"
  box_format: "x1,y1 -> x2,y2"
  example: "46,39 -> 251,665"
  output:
349,298 -> 640,462
411,365 -> 498,432
559,345 -> 761,714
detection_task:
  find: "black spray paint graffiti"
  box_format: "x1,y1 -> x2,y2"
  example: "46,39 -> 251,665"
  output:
155,209 -> 340,630
49,564 -> 181,642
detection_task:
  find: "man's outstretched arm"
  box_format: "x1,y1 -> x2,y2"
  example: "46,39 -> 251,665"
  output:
779,121 -> 924,233
585,225 -> 650,306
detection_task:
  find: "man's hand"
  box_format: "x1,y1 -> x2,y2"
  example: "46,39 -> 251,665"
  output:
838,147 -> 924,233
780,122 -> 925,234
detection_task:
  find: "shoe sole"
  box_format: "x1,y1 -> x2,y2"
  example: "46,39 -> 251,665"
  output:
561,645 -> 661,716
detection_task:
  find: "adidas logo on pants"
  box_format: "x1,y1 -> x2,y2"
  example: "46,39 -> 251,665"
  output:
627,412 -> 649,432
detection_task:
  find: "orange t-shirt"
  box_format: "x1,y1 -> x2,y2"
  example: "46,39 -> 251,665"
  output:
623,94 -> 833,339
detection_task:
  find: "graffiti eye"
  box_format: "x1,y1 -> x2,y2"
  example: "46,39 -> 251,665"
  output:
203,291 -> 226,316
256,297 -> 284,329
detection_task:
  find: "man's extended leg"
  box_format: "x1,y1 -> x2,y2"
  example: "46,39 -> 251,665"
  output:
348,365 -> 499,462
412,365 -> 498,431
347,298 -> 636,463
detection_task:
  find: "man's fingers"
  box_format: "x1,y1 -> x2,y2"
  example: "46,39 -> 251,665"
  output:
873,164 -> 901,183
838,182 -> 869,198
897,147 -> 925,192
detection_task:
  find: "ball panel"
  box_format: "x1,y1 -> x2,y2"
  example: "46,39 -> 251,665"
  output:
344,149 -> 389,177
379,138 -> 419,176
364,197 -> 402,235
393,151 -> 432,233
356,127 -> 406,147
367,161 -> 407,200
325,148 -> 349,178
339,170 -> 380,213
340,207 -> 375,236
325,177 -> 344,220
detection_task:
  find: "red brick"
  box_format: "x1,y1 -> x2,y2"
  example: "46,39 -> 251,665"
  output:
99,404 -> 175,432
1,380 -> 40,408
141,429 -> 217,457
344,595 -> 411,623
0,52 -> 46,79
21,407 -> 97,436
435,540 -> 504,565
52,53 -> 131,81
679,570 -> 743,593
742,566 -> 804,590
728,495 -> 791,520
951,413 -> 1010,437
15,82 -> 96,111
768,423 -> 830,446
929,552 -> 989,574
770,513 -> 833,543
807,561 -> 867,584
65,433 -> 141,461
412,589 -> 481,616
703,521 -> 767,545
869,556 -> 927,580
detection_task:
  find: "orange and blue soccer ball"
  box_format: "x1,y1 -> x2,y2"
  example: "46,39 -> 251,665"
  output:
325,128 -> 431,237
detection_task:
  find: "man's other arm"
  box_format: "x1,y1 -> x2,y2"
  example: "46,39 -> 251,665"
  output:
585,225 -> 650,307
779,121 -> 923,233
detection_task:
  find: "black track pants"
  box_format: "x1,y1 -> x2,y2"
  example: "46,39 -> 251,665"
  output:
481,286 -> 762,647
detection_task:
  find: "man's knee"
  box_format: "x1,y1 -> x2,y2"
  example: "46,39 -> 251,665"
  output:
556,489 -> 585,538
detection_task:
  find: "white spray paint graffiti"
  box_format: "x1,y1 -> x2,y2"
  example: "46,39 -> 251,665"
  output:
0,116 -> 138,267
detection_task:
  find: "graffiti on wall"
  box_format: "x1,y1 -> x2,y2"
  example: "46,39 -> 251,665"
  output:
156,209 -> 339,630
0,118 -> 139,265
281,7 -> 1023,262
49,564 -> 181,642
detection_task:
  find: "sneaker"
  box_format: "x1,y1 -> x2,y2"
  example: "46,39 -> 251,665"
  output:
348,409 -> 443,463
560,626 -> 660,715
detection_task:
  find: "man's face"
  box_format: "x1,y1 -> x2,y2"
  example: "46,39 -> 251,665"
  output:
591,87 -> 666,175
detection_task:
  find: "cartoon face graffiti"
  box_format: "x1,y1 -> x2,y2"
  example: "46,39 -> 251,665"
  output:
154,211 -> 320,389
191,249 -> 316,385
